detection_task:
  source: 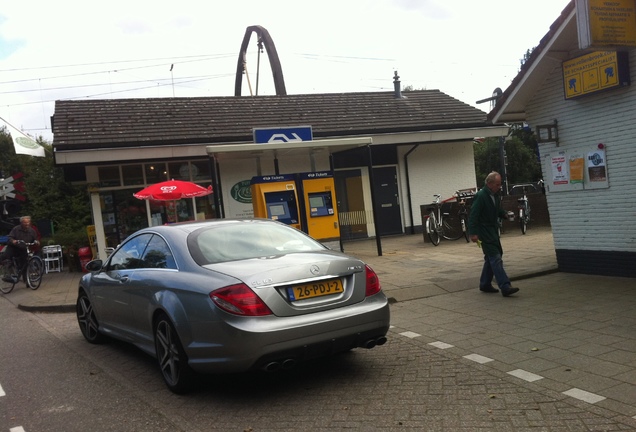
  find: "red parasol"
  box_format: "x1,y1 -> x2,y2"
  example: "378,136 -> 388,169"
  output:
133,179 -> 213,201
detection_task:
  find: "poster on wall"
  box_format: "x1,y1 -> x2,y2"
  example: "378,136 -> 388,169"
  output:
569,155 -> 584,184
551,153 -> 569,185
587,149 -> 607,181
543,146 -> 609,192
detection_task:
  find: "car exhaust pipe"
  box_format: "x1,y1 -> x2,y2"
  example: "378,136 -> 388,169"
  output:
281,358 -> 296,370
362,336 -> 387,349
263,361 -> 280,372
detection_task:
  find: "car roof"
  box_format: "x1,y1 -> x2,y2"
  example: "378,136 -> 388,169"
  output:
146,218 -> 277,235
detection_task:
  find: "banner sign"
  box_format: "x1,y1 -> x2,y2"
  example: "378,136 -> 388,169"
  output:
577,0 -> 636,49
562,51 -> 630,99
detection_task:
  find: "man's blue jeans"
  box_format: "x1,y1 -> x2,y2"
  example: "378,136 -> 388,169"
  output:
480,254 -> 511,291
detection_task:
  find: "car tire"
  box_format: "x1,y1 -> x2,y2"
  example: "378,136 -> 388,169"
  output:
154,312 -> 194,394
76,290 -> 105,344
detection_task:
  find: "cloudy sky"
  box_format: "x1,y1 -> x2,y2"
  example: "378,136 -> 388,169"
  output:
0,0 -> 571,142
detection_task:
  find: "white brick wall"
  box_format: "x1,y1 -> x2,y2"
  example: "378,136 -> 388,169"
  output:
527,48 -> 636,253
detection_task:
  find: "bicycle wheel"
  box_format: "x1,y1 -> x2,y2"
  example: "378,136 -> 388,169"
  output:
519,209 -> 527,235
1,261 -> 17,294
27,256 -> 44,290
441,215 -> 463,240
460,215 -> 470,242
426,213 -> 441,246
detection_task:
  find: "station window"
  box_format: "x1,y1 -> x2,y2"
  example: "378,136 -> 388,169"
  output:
98,166 -> 121,187
122,165 -> 144,186
145,163 -> 168,184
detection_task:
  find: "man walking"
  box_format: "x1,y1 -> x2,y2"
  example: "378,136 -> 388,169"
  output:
468,172 -> 519,297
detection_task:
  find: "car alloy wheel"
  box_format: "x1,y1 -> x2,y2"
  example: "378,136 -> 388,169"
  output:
76,291 -> 105,344
154,313 -> 193,394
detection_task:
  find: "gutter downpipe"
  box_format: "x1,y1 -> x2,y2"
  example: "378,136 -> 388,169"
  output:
208,155 -> 225,218
367,144 -> 382,256
403,144 -> 420,234
329,153 -> 345,253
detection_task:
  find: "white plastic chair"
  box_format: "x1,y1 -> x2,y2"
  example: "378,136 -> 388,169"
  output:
42,245 -> 63,273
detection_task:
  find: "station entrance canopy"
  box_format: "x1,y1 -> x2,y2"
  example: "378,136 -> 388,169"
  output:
204,137 -> 387,255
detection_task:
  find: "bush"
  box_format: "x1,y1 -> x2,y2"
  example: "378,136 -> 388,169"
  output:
51,230 -> 89,250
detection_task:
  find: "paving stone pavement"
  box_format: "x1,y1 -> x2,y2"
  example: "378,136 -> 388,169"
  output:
3,225 -> 636,430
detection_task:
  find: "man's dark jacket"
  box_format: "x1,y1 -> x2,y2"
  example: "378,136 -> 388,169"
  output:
468,186 -> 508,256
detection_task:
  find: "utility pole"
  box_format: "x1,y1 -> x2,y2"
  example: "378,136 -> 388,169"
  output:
476,88 -> 508,195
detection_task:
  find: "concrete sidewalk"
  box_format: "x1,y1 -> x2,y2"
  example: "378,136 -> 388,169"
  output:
2,226 -> 636,422
4,225 -> 559,311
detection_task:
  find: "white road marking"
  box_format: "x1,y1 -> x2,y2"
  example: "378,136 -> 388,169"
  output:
399,331 -> 421,339
428,341 -> 454,349
507,369 -> 544,382
563,388 -> 606,404
464,353 -> 494,364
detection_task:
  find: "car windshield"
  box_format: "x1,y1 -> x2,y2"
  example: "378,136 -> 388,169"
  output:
188,222 -> 327,265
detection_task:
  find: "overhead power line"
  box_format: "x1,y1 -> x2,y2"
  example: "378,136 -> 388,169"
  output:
5,75 -> 234,106
0,74 -> 228,95
0,54 -> 234,86
0,53 -> 233,74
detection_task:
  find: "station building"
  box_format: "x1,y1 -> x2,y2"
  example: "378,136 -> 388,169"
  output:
490,0 -> 636,277
52,74 -> 507,259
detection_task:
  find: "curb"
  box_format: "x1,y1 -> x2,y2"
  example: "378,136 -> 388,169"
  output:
17,304 -> 76,313
386,267 -> 560,304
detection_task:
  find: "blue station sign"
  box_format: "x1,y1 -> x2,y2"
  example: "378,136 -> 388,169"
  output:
253,126 -> 313,144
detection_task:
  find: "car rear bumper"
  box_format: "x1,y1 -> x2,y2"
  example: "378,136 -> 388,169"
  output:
185,294 -> 390,374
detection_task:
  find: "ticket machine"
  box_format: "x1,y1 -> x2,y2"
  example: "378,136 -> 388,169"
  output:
250,175 -> 301,230
298,172 -> 340,242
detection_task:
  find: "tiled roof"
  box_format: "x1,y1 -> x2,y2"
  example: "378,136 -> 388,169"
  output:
52,90 -> 493,150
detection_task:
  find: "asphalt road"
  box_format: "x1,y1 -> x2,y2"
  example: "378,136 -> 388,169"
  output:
2,294 -> 634,431
0,298 -> 177,431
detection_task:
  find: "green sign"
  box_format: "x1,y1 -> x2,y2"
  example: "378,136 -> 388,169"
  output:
230,180 -> 252,203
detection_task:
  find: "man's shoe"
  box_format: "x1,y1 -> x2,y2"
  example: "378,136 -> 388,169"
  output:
501,287 -> 519,297
479,286 -> 499,293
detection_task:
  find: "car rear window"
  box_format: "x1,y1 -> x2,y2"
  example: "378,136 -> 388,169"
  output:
188,222 -> 326,265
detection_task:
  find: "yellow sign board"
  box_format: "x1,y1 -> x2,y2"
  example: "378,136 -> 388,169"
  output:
577,0 -> 636,48
562,51 -> 629,99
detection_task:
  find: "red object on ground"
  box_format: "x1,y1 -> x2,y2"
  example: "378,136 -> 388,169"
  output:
78,246 -> 92,273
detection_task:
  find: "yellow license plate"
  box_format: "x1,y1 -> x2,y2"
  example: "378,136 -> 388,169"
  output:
288,279 -> 344,301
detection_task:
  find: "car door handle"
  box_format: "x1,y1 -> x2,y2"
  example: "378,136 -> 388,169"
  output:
119,276 -> 129,283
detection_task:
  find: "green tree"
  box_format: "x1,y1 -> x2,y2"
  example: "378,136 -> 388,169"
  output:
0,127 -> 91,239
473,125 -> 542,190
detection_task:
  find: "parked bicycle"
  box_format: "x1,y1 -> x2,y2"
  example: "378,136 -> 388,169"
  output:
425,192 -> 471,246
455,190 -> 473,243
509,183 -> 537,235
0,241 -> 44,293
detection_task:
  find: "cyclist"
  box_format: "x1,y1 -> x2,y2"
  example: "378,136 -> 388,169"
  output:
2,216 -> 40,283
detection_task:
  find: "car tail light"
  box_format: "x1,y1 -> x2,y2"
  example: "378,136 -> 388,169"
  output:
210,283 -> 273,316
365,265 -> 382,296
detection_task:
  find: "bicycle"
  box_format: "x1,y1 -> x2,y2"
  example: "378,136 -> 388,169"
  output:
0,241 -> 44,294
509,183 -> 536,235
425,193 -> 469,246
455,190 -> 474,243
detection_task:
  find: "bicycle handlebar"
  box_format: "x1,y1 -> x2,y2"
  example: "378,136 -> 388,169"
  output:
12,240 -> 39,246
509,183 -> 538,193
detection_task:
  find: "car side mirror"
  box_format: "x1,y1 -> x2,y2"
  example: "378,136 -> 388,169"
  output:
85,259 -> 104,272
